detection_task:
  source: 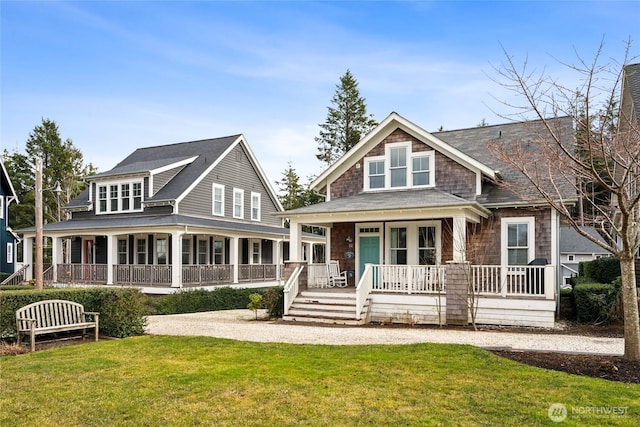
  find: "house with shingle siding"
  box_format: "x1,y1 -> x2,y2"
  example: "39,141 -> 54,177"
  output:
280,112 -> 576,327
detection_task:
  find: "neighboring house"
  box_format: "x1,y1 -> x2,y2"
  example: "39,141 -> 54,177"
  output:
1,161 -> 19,275
20,135 -> 323,293
559,226 -> 609,287
280,112 -> 576,327
620,62 -> 640,286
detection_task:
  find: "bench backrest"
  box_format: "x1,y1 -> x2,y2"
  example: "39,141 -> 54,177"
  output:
16,300 -> 85,329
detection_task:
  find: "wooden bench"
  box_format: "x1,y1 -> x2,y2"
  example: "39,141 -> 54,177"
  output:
16,300 -> 99,352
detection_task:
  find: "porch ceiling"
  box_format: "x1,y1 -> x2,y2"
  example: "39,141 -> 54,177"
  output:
279,188 -> 490,225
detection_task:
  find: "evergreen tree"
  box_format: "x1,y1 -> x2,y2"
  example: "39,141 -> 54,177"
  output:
2,118 -> 96,230
315,70 -> 377,165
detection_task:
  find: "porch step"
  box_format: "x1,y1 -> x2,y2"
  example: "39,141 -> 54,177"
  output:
283,289 -> 369,326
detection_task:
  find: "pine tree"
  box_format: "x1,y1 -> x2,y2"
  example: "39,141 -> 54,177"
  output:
315,70 -> 377,165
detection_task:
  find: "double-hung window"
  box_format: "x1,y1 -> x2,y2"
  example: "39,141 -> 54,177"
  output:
412,156 -> 430,186
233,189 -> 244,219
418,226 -> 437,265
251,192 -> 261,221
390,227 -> 408,265
389,146 -> 407,188
117,239 -> 128,264
252,241 -> 260,264
364,142 -> 435,191
136,239 -> 147,264
367,158 -> 385,189
501,217 -> 535,266
182,239 -> 191,264
212,184 -> 224,216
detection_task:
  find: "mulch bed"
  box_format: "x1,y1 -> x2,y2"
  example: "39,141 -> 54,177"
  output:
491,350 -> 640,384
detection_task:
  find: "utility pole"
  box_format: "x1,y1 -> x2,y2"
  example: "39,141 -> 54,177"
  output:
35,158 -> 43,290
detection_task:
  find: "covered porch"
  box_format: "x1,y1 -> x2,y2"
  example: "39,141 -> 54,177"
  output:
21,217 -> 325,293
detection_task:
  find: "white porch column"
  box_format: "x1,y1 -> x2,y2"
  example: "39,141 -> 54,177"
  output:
289,220 -> 302,261
230,236 -> 239,283
107,234 -> 117,285
171,231 -> 182,288
51,236 -> 62,283
452,216 -> 467,262
275,240 -> 282,281
24,237 -> 33,281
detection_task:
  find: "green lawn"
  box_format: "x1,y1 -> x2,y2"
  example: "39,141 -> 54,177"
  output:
1,336 -> 638,426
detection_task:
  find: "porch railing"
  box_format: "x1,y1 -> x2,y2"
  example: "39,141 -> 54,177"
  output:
57,264 -> 108,284
1,264 -> 29,286
372,265 -> 446,294
113,265 -> 172,287
283,264 -> 304,316
182,265 -> 233,286
471,265 -> 555,299
238,264 -> 280,282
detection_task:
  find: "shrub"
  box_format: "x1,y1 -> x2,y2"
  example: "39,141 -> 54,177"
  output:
0,287 -> 147,338
262,287 -> 284,318
247,293 -> 263,319
578,257 -> 620,284
573,281 -> 622,324
149,287 -> 269,315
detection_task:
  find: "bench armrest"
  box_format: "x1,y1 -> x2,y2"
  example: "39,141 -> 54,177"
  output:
84,312 -> 100,320
16,318 -> 36,330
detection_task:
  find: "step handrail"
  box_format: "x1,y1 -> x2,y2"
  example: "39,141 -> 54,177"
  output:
283,265 -> 304,316
1,264 -> 29,286
355,264 -> 374,320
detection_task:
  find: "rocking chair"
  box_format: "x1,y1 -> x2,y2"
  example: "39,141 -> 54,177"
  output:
327,260 -> 348,287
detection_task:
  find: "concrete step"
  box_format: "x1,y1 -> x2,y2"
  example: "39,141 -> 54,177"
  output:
282,314 -> 366,326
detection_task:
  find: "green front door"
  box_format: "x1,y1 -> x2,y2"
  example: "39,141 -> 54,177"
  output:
359,236 -> 380,279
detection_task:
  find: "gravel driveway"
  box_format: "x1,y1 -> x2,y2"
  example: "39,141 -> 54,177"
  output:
146,310 -> 624,356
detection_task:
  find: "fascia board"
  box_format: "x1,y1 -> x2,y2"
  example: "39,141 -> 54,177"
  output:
237,135 -> 285,213
1,161 -> 19,201
174,137 -> 241,205
149,156 -> 198,175
310,112 -> 496,191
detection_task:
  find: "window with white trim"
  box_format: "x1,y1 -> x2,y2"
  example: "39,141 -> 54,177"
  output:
233,188 -> 244,219
97,180 -> 144,214
117,239 -> 128,264
7,242 -> 13,264
214,240 -> 224,264
366,158 -> 385,189
418,226 -> 437,265
390,227 -> 408,265
182,239 -> 191,264
501,217 -> 535,266
0,196 -> 4,219
252,241 -> 261,264
136,238 -> 147,264
156,238 -> 168,265
198,239 -> 208,264
212,184 -> 224,216
364,142 -> 435,191
251,192 -> 261,221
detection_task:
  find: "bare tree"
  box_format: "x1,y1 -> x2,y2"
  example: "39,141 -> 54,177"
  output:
489,40 -> 640,360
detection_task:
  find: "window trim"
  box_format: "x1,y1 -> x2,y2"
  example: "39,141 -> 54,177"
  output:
212,184 -> 225,217
96,179 -> 144,214
384,221 -> 442,265
250,192 -> 261,221
501,216 -> 535,266
233,188 -> 244,219
363,142 -> 435,191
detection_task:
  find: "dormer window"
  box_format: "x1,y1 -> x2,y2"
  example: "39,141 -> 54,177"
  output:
364,142 -> 435,191
97,180 -> 144,214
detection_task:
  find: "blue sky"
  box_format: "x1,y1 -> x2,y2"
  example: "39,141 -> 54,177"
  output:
1,1 -> 638,187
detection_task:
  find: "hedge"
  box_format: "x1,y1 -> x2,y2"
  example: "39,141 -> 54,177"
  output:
148,286 -> 284,318
0,287 -> 147,338
573,281 -> 621,324
578,257 -> 620,284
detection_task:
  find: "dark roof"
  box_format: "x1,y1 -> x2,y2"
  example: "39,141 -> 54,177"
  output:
68,135 -> 240,208
624,63 -> 640,118
23,213 -> 293,238
559,226 -> 609,254
283,187 -> 487,215
433,117 -> 577,205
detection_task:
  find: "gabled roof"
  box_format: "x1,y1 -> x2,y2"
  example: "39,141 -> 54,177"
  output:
559,226 -> 609,255
0,160 -> 19,202
311,112 -> 497,192
68,135 -> 284,212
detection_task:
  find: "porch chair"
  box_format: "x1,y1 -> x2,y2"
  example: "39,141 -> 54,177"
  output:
327,260 -> 348,287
